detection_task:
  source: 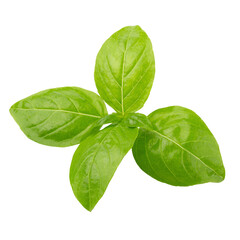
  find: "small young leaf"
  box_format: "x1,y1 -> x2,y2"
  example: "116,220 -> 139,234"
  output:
70,123 -> 138,211
10,87 -> 108,147
94,112 -> 124,127
132,106 -> 225,186
95,25 -> 155,114
122,113 -> 153,130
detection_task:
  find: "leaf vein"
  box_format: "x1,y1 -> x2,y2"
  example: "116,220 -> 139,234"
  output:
41,115 -> 80,138
152,130 -> 223,179
160,138 -> 180,181
106,56 -> 121,88
28,111 -> 56,129
12,108 -> 101,119
96,68 -> 122,107
181,149 -> 194,179
53,91 -> 79,112
123,59 -> 153,100
124,45 -> 147,78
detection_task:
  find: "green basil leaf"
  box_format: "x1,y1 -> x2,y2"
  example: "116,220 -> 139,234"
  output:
70,123 -> 138,211
10,87 -> 108,147
132,106 -> 225,186
122,113 -> 153,130
94,25 -> 155,114
94,112 -> 124,127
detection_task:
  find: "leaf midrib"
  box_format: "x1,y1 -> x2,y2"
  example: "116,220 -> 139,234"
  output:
11,107 -> 101,119
75,125 -> 117,210
121,28 -> 134,115
152,130 -> 223,179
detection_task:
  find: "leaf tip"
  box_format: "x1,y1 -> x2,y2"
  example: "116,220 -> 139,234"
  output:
9,104 -> 16,117
78,199 -> 96,212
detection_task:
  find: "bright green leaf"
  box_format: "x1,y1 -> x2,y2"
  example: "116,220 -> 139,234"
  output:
132,106 -> 225,186
94,25 -> 155,114
94,112 -> 124,127
10,87 -> 108,147
70,123 -> 138,211
122,113 -> 153,130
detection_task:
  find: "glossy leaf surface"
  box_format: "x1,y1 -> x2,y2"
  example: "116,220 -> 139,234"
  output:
10,87 -> 107,147
94,25 -> 155,114
70,123 -> 138,211
132,106 -> 225,186
122,113 -> 153,130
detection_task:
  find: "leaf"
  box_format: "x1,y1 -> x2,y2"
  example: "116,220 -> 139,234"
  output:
69,123 -> 138,211
94,112 -> 124,128
10,87 -> 108,147
132,106 -> 225,186
94,25 -> 155,114
122,113 -> 153,130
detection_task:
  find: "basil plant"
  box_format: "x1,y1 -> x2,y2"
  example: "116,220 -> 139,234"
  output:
10,26 -> 225,211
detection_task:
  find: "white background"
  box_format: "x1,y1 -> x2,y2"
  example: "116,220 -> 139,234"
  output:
0,1 -> 240,239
